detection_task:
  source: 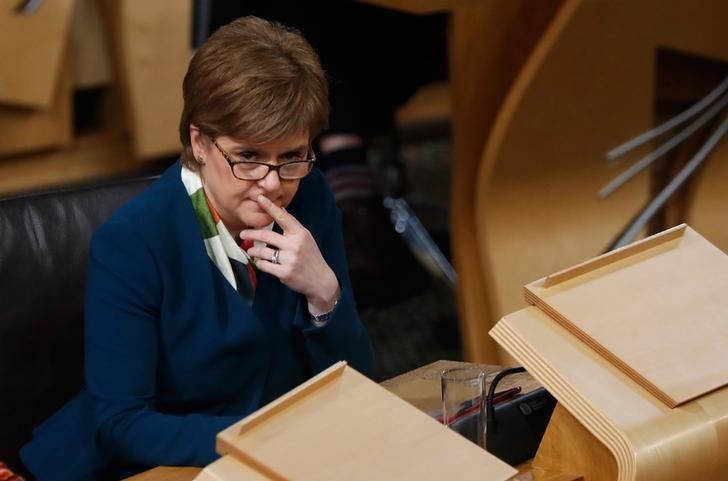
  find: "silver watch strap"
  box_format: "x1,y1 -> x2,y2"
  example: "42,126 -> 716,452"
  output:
309,298 -> 338,327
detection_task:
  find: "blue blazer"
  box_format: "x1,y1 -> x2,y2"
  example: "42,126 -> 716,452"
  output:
21,162 -> 374,480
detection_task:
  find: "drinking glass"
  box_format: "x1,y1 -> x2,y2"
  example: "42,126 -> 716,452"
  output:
441,366 -> 486,448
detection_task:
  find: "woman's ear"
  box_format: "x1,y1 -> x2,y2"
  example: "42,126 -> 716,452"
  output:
190,124 -> 211,157
189,124 -> 206,157
189,124 -> 210,167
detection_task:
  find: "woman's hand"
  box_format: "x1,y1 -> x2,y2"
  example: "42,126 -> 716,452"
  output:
240,195 -> 339,315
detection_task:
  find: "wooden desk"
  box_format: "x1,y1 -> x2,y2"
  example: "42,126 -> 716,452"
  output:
125,360 -> 540,481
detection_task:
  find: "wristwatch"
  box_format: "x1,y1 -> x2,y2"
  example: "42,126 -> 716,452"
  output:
309,298 -> 338,327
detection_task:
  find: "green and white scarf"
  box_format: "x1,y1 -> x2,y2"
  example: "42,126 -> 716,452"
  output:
181,166 -> 271,300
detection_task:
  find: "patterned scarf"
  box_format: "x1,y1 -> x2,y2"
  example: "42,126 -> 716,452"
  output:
181,166 -> 270,303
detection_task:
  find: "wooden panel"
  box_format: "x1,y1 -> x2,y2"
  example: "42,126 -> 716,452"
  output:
688,140 -> 728,254
532,405 -> 614,481
0,49 -> 72,157
356,0 -> 728,369
71,0 -> 113,88
213,363 -> 516,481
105,0 -> 191,160
0,132 -> 134,197
448,0 -> 563,363
124,467 -> 201,481
195,456 -> 269,481
471,0 -> 728,365
395,82 -> 451,129
476,0 -> 653,330
123,361 -> 547,481
524,225 -> 728,407
492,306 -> 728,481
0,0 -> 75,108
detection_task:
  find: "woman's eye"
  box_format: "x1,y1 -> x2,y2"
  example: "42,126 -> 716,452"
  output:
238,151 -> 256,161
285,152 -> 306,161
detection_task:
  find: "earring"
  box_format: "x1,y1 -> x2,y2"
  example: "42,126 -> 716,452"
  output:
196,155 -> 206,166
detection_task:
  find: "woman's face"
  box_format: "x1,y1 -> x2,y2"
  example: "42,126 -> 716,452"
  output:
191,128 -> 309,234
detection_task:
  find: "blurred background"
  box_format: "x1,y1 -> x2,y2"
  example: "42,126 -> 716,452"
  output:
3,0 -> 728,378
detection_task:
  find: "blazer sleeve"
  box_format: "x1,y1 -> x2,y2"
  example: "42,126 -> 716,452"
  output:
84,220 -> 238,467
291,178 -> 375,376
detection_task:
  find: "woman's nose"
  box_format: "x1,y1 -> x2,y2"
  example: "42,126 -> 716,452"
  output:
258,168 -> 281,191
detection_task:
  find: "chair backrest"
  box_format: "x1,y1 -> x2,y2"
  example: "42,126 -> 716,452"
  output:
0,176 -> 157,470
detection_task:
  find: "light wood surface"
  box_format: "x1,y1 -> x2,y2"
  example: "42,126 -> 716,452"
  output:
525,225 -> 728,407
125,467 -> 202,481
395,82 -> 451,130
532,404 -> 615,481
0,49 -> 72,157
363,0 -> 728,366
125,360 -> 540,481
0,0 -> 75,108
538,225 -> 685,288
475,0 -> 651,346
0,133 -> 137,197
71,0 -> 113,88
103,0 -> 191,160
688,137 -> 728,253
194,455 -> 269,481
447,0 -> 564,363
491,305 -> 728,481
212,362 -> 516,481
471,0 -> 728,366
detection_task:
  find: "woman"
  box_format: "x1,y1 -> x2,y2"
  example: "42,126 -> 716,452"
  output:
21,16 -> 373,480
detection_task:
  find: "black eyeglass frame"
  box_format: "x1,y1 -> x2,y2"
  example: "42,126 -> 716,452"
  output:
212,139 -> 316,181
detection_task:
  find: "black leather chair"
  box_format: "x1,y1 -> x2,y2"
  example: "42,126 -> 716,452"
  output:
0,176 -> 157,473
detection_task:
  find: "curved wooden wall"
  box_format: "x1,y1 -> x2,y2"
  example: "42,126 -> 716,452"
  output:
472,0 -> 728,362
447,0 -> 563,363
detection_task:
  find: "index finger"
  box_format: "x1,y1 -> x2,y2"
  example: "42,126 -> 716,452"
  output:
257,194 -> 299,231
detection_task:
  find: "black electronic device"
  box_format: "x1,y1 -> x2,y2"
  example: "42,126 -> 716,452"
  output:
485,367 -> 557,466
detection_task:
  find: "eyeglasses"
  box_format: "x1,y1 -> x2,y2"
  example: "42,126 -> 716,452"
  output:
212,139 -> 315,181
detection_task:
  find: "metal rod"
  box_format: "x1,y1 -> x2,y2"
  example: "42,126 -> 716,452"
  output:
15,0 -> 43,14
612,116 -> 728,249
599,90 -> 728,198
383,197 -> 457,287
606,75 -> 728,161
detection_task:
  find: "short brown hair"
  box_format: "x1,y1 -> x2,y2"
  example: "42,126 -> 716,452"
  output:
179,16 -> 329,169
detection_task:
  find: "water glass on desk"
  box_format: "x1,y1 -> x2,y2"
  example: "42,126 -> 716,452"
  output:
441,367 -> 486,448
